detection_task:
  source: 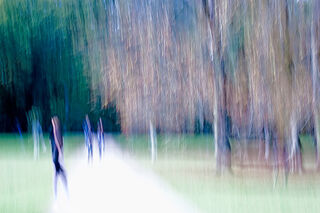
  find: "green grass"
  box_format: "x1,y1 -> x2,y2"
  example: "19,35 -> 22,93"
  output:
2,133 -> 320,213
115,134 -> 320,213
0,133 -> 83,213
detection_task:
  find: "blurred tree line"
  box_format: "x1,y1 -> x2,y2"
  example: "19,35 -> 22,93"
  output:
1,0 -> 320,172
0,0 -> 120,132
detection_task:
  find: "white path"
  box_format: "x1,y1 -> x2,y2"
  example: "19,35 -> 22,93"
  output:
50,136 -> 199,213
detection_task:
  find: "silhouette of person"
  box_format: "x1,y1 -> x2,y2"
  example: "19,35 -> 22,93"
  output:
83,115 -> 93,163
50,116 -> 68,199
97,117 -> 104,159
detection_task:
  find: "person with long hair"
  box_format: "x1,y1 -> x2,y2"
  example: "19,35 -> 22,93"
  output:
50,116 -> 68,198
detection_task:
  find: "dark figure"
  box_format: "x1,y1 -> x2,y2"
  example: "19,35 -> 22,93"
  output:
97,117 -> 105,159
83,115 -> 93,163
50,116 -> 68,198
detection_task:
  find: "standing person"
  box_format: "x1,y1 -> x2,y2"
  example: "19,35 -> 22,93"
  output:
97,117 -> 104,159
83,115 -> 93,163
37,120 -> 47,152
50,116 -> 68,199
33,119 -> 39,160
33,119 -> 46,159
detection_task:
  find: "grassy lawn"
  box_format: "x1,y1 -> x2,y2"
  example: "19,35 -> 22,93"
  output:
0,133 -> 83,213
115,134 -> 320,213
1,133 -> 320,213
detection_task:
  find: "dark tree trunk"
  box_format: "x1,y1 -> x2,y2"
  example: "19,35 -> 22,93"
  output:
264,125 -> 270,160
311,2 -> 320,171
202,0 -> 231,173
289,136 -> 303,174
215,70 -> 231,174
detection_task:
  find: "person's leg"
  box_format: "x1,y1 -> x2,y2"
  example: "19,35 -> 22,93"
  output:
54,167 -> 58,199
102,134 -> 105,153
90,136 -> 93,160
98,138 -> 102,159
88,142 -> 93,163
87,143 -> 90,162
90,143 -> 93,161
86,138 -> 91,163
59,166 -> 69,196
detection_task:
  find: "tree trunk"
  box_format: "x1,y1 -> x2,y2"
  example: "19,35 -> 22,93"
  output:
215,110 -> 231,174
215,72 -> 231,174
272,135 -> 278,187
214,88 -> 219,159
314,112 -> 320,170
202,0 -> 231,174
264,125 -> 270,160
149,121 -> 157,163
311,17 -> 320,170
273,136 -> 289,187
288,118 -> 303,173
198,100 -> 204,133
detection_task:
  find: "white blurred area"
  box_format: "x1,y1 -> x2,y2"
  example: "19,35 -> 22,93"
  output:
50,137 -> 198,213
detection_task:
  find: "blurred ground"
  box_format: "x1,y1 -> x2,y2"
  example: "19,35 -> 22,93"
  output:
116,135 -> 320,213
2,134 -> 320,213
50,136 -> 198,213
0,134 -> 82,213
